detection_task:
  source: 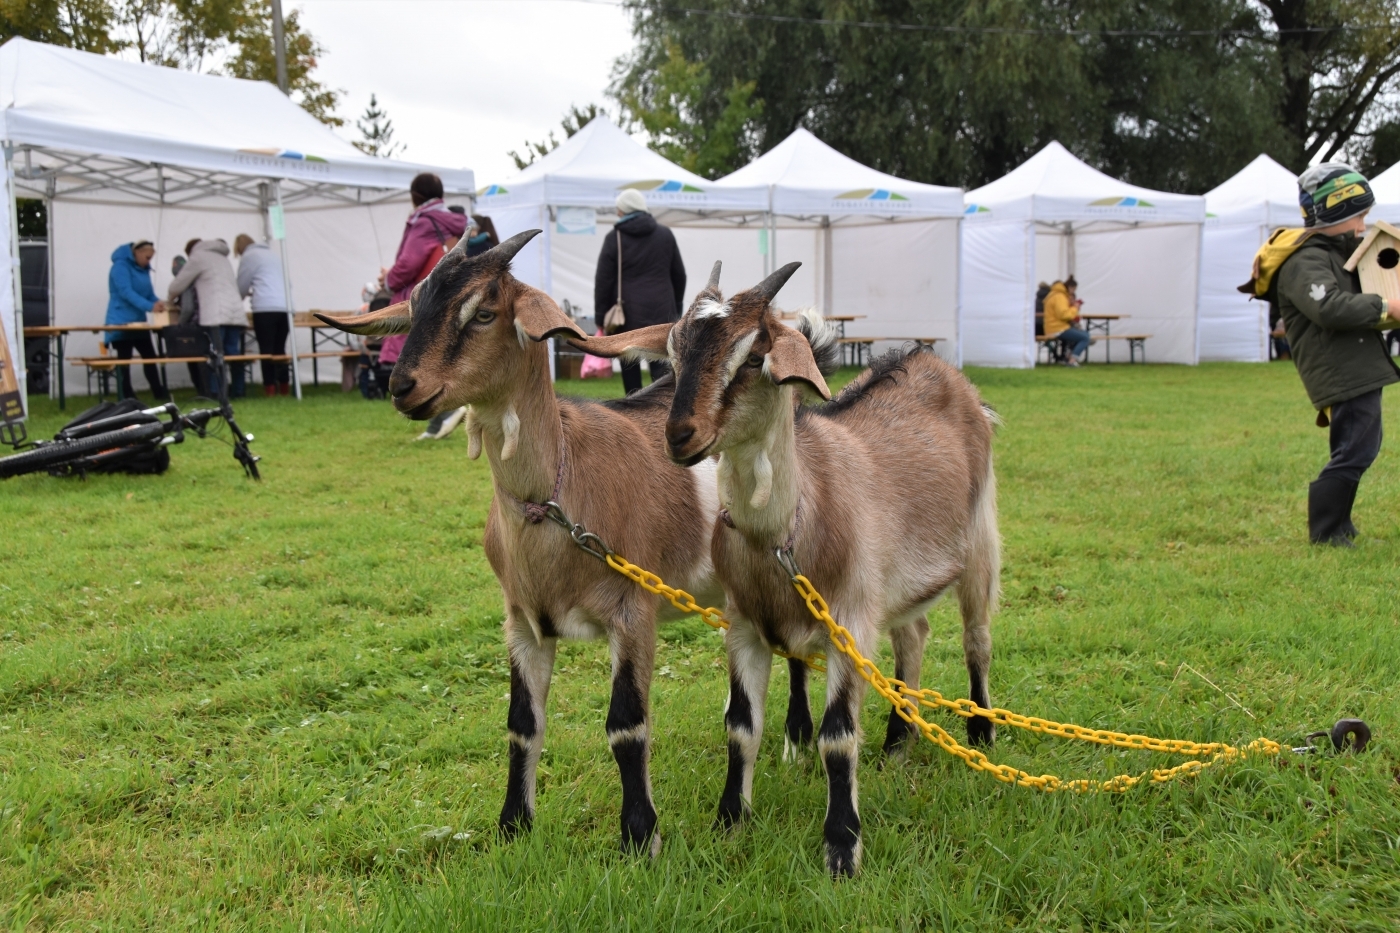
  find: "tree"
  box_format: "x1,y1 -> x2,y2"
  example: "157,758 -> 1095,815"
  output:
118,0 -> 243,71
1259,0 -> 1400,170
353,93 -> 403,158
613,0 -> 1400,192
1,0 -> 122,53
223,2 -> 342,126
509,103 -> 606,170
613,40 -> 761,179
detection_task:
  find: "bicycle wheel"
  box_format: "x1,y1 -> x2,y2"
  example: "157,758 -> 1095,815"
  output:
0,422 -> 168,479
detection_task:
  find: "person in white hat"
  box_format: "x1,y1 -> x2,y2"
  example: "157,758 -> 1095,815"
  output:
593,188 -> 687,394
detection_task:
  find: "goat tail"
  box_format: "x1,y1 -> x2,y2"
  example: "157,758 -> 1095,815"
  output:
958,452 -> 1000,685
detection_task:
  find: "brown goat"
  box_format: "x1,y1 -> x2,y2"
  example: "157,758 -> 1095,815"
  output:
585,262 -> 999,876
317,232 -> 814,857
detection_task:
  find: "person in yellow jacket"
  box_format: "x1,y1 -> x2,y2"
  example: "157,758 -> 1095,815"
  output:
1043,277 -> 1089,365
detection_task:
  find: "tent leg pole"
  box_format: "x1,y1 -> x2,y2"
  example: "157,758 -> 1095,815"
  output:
273,181 -> 303,401
4,144 -> 27,418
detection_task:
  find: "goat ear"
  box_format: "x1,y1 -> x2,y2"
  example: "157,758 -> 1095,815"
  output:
316,301 -> 411,336
767,321 -> 831,400
575,323 -> 672,360
514,286 -> 588,342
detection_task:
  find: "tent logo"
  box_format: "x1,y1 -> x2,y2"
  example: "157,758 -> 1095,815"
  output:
238,148 -> 327,163
620,180 -> 705,193
964,204 -> 990,214
478,184 -> 509,197
837,188 -> 909,201
1089,196 -> 1153,208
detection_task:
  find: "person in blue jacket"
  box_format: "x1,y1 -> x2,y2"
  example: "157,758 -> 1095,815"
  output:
105,241 -> 170,401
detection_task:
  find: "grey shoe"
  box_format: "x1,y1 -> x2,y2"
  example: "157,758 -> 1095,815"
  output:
419,406 -> 468,441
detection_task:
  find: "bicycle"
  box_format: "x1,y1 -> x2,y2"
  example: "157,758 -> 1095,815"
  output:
1,344 -> 260,480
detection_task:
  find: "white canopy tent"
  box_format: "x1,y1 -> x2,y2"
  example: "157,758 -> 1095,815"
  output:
1369,160 -> 1400,224
1,37 -> 473,405
473,119 -> 767,336
960,141 -> 1207,367
1199,155 -> 1299,362
714,128 -> 964,363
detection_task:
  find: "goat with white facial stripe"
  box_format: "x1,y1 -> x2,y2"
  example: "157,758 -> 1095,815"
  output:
315,232 -> 823,858
585,261 -> 1000,877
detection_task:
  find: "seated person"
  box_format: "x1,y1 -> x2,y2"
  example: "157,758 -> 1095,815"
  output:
1042,277 -> 1090,366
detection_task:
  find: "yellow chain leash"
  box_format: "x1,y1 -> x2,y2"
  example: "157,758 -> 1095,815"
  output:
543,501 -> 1286,792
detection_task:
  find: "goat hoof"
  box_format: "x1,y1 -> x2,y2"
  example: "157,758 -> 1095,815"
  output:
826,842 -> 861,879
782,735 -> 806,763
714,800 -> 746,831
497,811 -> 532,840
967,715 -> 996,748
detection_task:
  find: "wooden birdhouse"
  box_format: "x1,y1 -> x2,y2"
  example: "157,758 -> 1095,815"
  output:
1344,219 -> 1400,301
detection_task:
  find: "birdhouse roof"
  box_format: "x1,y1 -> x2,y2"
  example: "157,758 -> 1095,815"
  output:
1343,219 -> 1400,271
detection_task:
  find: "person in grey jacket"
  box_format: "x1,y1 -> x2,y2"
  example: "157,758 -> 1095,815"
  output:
169,238 -> 248,398
235,234 -> 291,396
1277,164 -> 1400,545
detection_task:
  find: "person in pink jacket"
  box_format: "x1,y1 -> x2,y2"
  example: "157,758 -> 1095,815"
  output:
378,174 -> 467,367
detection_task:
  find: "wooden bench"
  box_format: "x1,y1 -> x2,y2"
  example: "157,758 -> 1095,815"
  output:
71,354 -> 293,399
1036,334 -> 1151,365
838,336 -> 941,367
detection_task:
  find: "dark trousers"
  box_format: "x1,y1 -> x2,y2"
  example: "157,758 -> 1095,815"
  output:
203,325 -> 246,398
621,359 -> 670,395
110,332 -> 166,400
1318,388 -> 1383,485
252,312 -> 290,386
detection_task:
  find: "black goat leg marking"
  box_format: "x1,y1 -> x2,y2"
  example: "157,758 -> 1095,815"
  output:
783,657 -> 814,761
716,622 -> 772,829
819,672 -> 865,878
498,625 -> 556,838
966,664 -> 995,748
607,654 -> 660,856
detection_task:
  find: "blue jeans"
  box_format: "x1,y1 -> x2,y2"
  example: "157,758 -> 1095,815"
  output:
1055,327 -> 1090,360
204,325 -> 246,398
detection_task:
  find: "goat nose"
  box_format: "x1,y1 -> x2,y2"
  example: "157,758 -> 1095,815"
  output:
666,423 -> 695,452
388,371 -> 415,398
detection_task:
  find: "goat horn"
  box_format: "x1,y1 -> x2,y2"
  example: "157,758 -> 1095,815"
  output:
492,229 -> 542,263
751,261 -> 802,302
706,260 -> 722,291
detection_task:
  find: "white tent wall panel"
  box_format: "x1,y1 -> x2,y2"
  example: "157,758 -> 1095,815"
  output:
1035,230 -> 1070,284
1199,223 -> 1269,362
832,219 -> 958,363
959,221 -> 1034,368
50,197 -> 433,393
1072,224 -> 1200,364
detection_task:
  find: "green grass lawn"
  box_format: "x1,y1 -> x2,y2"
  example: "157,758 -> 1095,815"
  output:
2,363 -> 1398,931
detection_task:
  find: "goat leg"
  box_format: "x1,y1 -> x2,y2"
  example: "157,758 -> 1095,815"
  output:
607,623 -> 661,856
782,657 -> 814,762
819,650 -> 868,878
716,620 -> 772,828
499,615 -> 557,837
882,615 -> 930,761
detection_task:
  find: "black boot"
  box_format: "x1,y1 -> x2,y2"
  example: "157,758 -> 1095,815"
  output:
1308,477 -> 1358,546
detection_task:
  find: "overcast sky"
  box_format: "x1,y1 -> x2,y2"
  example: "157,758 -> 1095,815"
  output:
296,0 -> 636,185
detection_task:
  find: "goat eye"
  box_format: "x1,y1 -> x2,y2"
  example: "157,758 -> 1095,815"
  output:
474,308 -> 496,324
746,353 -> 763,367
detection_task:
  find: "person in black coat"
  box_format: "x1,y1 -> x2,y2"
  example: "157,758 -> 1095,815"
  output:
594,189 -> 687,394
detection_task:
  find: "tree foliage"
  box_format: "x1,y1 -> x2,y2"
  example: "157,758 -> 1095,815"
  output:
509,103 -> 607,170
353,93 -> 403,158
613,0 -> 1400,192
2,0 -> 341,127
613,39 -> 762,179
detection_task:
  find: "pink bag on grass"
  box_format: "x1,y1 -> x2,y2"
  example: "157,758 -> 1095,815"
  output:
580,331 -> 614,379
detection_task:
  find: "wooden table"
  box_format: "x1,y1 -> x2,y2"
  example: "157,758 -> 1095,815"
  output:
838,336 -> 941,368
1079,314 -> 1127,363
25,324 -> 165,410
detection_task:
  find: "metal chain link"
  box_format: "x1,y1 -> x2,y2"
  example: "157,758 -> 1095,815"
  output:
544,500 -> 1283,791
